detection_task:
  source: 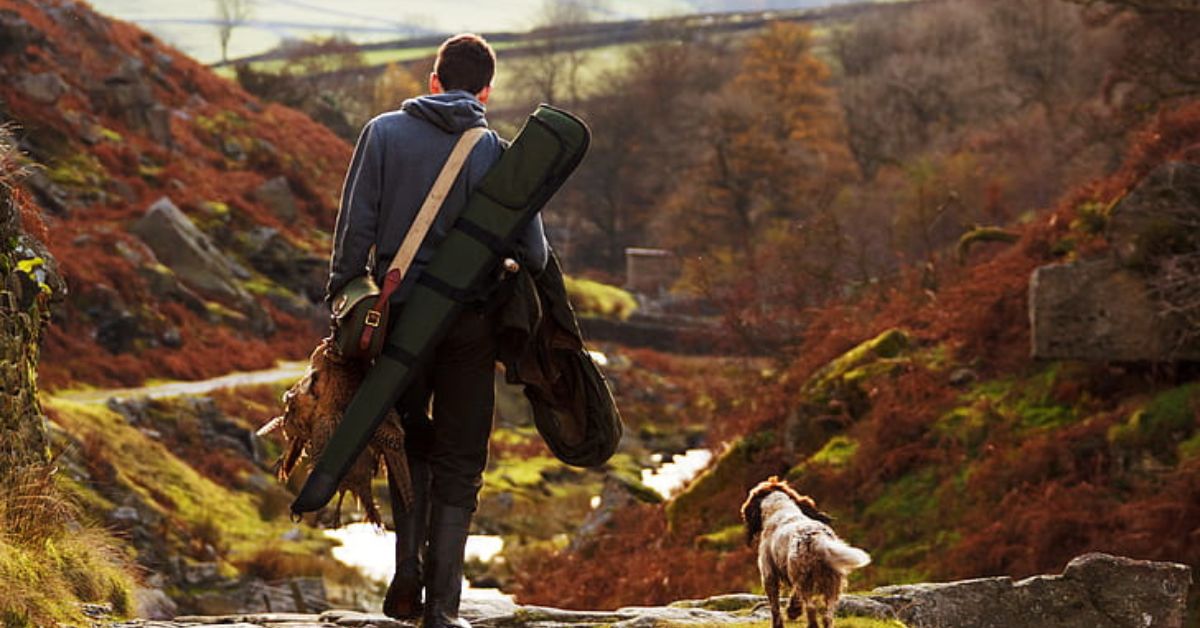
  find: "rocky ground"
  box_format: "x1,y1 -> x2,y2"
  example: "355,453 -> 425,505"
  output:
100,554 -> 1189,628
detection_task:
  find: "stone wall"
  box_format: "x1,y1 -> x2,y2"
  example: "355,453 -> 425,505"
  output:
1030,162 -> 1200,361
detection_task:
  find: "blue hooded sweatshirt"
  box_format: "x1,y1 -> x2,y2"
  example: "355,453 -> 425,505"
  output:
326,90 -> 548,304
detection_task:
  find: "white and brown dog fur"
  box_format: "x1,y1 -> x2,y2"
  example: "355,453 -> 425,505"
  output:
741,477 -> 871,628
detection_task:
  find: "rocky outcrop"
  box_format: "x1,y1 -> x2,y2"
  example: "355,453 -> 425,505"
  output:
1030,162 -> 1200,361
870,553 -> 1191,628
1029,258 -> 1197,360
129,197 -> 273,334
131,197 -> 247,301
107,553 -> 1189,628
92,57 -> 173,146
0,137 -> 65,479
253,177 -> 300,222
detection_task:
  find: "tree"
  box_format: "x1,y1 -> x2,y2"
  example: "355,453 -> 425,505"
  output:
510,0 -> 603,108
667,23 -> 855,261
214,0 -> 254,63
555,34 -> 733,273
373,62 -> 424,115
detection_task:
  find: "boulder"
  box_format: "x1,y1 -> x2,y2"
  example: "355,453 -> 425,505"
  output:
866,553 -> 1191,628
240,226 -> 325,300
17,72 -> 68,104
0,10 -> 42,55
254,176 -> 300,222
130,197 -> 248,303
1108,162 -> 1200,269
93,57 -> 174,147
1029,258 -> 1200,361
134,587 -> 178,620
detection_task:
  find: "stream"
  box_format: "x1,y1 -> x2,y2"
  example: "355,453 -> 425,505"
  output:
324,448 -> 713,592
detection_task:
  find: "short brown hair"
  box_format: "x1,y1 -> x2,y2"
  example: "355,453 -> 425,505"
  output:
434,34 -> 495,95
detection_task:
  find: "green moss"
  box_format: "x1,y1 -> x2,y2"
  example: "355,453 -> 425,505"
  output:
564,275 -> 638,320
1070,200 -> 1110,235
46,152 -> 107,190
44,399 -> 329,562
1108,384 -> 1199,451
98,127 -> 123,143
809,436 -> 858,468
956,226 -> 1019,261
695,524 -> 744,551
804,329 -> 909,400
1179,432 -> 1200,461
666,433 -> 772,532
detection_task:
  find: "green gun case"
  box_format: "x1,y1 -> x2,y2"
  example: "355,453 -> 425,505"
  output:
292,105 -> 591,515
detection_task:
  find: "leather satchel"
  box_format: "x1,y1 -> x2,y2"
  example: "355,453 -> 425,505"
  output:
330,126 -> 487,361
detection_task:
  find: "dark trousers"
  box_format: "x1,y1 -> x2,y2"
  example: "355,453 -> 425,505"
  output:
396,307 -> 496,510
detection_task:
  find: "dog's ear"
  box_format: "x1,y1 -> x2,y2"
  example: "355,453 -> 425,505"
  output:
740,485 -> 767,547
793,495 -> 834,525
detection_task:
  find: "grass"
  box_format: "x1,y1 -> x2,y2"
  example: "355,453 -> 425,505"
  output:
0,465 -> 135,626
43,398 -> 331,564
564,274 -> 639,320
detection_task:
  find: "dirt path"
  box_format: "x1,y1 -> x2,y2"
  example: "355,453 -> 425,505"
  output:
52,360 -> 308,405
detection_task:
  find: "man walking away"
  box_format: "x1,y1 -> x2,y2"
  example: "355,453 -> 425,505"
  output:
325,34 -> 547,628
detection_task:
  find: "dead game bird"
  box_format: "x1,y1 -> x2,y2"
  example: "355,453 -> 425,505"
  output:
259,338 -> 412,524
741,476 -> 871,628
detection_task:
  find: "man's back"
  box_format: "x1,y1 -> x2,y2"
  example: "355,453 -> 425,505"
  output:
326,89 -> 546,304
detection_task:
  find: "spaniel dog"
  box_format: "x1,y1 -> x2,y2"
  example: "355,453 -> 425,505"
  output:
741,477 -> 870,628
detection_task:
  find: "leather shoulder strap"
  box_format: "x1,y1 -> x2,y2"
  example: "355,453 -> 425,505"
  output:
385,127 -> 488,278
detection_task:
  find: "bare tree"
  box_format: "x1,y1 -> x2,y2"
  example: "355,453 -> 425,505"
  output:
511,0 -> 604,107
215,0 -> 254,63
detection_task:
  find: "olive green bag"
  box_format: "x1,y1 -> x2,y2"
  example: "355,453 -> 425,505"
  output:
292,105 -> 592,515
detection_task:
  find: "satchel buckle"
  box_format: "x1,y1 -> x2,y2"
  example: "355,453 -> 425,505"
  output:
364,310 -> 382,328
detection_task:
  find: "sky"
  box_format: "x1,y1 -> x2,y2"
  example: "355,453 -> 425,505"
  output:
86,0 -> 848,64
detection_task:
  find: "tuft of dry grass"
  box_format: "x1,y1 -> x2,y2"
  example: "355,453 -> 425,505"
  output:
0,464 -> 136,626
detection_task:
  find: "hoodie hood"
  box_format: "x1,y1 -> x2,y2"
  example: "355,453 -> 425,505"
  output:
401,90 -> 487,133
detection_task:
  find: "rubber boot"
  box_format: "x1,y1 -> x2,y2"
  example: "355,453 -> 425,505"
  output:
423,501 -> 473,628
383,457 -> 430,619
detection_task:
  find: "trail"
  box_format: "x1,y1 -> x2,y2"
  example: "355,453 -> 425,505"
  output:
52,360 -> 308,405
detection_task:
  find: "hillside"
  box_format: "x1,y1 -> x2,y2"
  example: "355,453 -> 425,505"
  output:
508,103 -> 1200,615
0,0 -> 350,390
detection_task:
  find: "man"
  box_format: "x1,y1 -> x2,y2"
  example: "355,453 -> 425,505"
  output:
326,34 -> 547,628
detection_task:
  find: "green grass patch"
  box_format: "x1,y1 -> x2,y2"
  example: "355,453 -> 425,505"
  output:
45,399 -> 330,562
1109,383 -> 1200,452
563,275 -> 638,320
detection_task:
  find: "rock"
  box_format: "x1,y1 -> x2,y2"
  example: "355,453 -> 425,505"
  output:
0,10 -> 42,55
254,176 -> 300,222
866,552 -> 1191,628
183,561 -> 222,586
130,197 -> 248,303
134,587 -> 179,620
78,283 -> 155,354
81,602 -> 113,619
1108,162 -> 1200,269
17,72 -> 68,104
93,57 -> 174,147
109,505 -> 141,525
948,367 -> 978,388
239,226 -> 325,301
1029,258 -> 1200,361
24,168 -> 70,215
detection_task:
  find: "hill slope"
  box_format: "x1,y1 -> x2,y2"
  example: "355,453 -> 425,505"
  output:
510,103 -> 1200,614
0,0 -> 351,390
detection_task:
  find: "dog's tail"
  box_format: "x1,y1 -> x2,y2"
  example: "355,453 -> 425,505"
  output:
816,535 -> 871,573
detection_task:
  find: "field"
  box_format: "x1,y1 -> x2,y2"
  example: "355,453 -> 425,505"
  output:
86,0 -> 855,64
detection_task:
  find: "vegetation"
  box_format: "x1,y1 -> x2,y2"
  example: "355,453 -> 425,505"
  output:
563,275 -> 638,320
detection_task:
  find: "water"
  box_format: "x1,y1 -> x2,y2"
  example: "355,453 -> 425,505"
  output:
640,448 -> 713,499
325,524 -> 511,601
326,447 -> 713,592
